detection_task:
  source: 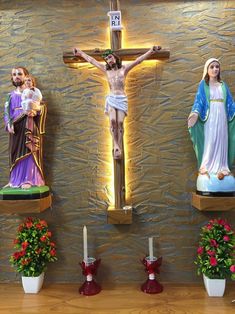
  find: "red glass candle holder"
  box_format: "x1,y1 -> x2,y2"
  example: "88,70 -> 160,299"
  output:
79,257 -> 101,296
141,256 -> 163,294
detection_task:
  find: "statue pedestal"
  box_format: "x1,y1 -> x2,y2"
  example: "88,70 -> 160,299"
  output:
0,186 -> 52,214
191,192 -> 235,211
197,174 -> 235,193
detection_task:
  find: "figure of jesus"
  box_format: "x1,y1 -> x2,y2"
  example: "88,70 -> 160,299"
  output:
73,46 -> 161,159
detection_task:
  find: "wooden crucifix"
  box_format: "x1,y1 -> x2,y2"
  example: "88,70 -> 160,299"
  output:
63,0 -> 170,224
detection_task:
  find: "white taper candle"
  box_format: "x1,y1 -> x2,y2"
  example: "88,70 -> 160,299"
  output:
83,225 -> 88,263
149,237 -> 153,261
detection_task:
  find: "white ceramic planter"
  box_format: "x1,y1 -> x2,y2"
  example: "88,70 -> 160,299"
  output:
203,274 -> 226,297
22,272 -> 45,294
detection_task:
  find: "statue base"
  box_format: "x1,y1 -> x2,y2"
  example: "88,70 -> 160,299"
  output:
197,173 -> 235,193
0,186 -> 52,214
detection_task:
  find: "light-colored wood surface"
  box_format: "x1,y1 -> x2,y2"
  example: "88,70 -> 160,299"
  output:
0,283 -> 234,314
113,157 -> 126,211
191,192 -> 235,211
107,206 -> 132,224
0,195 -> 52,214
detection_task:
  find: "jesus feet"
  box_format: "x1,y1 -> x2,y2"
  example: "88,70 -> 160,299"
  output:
113,145 -> 122,159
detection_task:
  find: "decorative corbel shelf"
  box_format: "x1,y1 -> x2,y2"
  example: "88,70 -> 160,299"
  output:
191,192 -> 235,211
0,186 -> 52,214
107,205 -> 132,224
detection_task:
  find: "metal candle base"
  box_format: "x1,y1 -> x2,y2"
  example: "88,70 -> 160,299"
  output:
79,257 -> 101,296
141,256 -> 163,294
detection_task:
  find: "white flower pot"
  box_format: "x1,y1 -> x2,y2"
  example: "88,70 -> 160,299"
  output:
22,272 -> 45,294
203,274 -> 226,297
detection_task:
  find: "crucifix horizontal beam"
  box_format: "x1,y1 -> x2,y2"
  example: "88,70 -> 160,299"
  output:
63,48 -> 170,65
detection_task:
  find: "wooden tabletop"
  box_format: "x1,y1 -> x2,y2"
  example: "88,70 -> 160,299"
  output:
0,282 -> 234,313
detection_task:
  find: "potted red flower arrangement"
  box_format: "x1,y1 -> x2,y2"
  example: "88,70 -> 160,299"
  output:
195,218 -> 235,297
9,216 -> 57,293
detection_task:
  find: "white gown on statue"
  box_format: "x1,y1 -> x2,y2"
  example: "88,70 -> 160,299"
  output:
199,83 -> 230,175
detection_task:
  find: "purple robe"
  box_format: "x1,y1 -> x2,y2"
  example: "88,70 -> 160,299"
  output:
4,91 -> 46,187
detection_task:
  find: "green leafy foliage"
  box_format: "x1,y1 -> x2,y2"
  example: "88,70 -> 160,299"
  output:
195,219 -> 235,279
9,217 -> 57,277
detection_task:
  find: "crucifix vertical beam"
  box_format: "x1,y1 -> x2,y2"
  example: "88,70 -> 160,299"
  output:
110,0 -> 122,50
110,0 -> 126,212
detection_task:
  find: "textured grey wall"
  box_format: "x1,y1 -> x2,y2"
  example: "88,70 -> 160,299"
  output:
0,0 -> 235,283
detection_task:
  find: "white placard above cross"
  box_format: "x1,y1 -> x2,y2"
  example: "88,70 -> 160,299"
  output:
107,10 -> 123,31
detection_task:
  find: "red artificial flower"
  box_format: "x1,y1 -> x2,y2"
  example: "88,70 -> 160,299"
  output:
50,248 -> 56,256
197,247 -> 204,255
40,220 -> 48,227
210,257 -> 218,266
210,239 -> 218,247
224,224 -> 231,232
13,239 -> 19,245
18,225 -> 23,232
36,223 -> 43,230
50,242 -> 55,247
207,250 -> 215,256
21,241 -> 29,250
19,250 -> 26,257
223,235 -> 230,242
206,224 -> 213,230
230,265 -> 235,273
13,252 -> 20,260
25,221 -> 33,229
47,231 -> 52,238
217,219 -> 226,225
40,235 -> 47,242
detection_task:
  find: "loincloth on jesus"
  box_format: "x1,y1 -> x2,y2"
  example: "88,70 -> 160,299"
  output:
104,94 -> 128,115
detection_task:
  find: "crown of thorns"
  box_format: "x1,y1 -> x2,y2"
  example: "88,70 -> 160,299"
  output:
102,49 -> 114,58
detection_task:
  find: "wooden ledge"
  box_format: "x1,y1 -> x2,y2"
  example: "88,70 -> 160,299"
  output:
191,192 -> 235,211
0,194 -> 52,214
107,206 -> 132,224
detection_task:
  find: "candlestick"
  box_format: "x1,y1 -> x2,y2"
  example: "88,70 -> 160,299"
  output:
79,257 -> 101,296
141,256 -> 163,294
149,237 -> 153,261
83,225 -> 88,263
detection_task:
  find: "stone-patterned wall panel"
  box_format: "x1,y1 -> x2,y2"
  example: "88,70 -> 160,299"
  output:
0,0 -> 234,283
